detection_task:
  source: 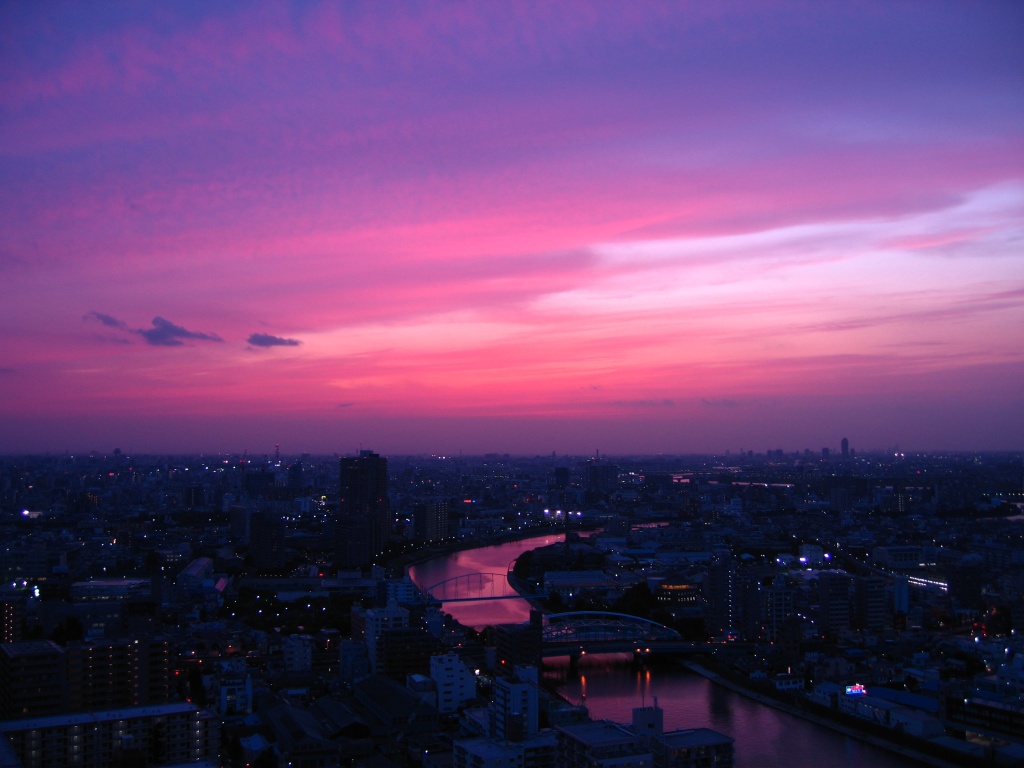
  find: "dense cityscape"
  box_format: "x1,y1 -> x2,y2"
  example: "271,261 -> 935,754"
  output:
0,445 -> 1022,767
4,2 -> 1022,767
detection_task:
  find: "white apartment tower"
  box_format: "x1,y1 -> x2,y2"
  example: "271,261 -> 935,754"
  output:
429,652 -> 477,714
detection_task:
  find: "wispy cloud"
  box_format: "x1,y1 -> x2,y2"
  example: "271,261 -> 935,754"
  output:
83,311 -> 130,331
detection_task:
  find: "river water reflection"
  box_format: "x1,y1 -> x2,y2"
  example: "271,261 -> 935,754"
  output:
409,534 -> 926,768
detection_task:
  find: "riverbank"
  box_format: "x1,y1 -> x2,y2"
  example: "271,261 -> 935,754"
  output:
391,525 -> 568,574
683,661 -> 967,768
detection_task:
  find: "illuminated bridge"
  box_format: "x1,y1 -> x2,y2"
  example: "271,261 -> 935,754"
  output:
540,611 -> 682,655
537,612 -> 757,661
421,572 -> 546,603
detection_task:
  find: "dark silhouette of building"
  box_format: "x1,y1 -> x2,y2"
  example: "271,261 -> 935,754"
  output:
228,503 -> 251,543
853,576 -> 887,632
584,460 -> 619,499
818,572 -> 853,638
65,637 -> 174,712
336,451 -> 390,570
495,611 -> 544,667
0,641 -> 65,719
287,461 -> 304,489
0,637 -> 174,720
705,551 -> 736,639
413,498 -> 450,544
841,437 -> 849,458
250,509 -> 287,572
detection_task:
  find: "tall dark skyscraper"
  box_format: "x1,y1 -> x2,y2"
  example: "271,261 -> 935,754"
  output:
336,450 -> 390,570
841,437 -> 849,458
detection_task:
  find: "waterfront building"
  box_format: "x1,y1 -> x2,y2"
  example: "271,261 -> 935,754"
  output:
414,498 -> 451,544
556,705 -> 732,768
490,666 -> 540,740
556,719 -> 648,768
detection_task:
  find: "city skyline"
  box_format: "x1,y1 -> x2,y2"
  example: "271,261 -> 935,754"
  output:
2,2 -> 1022,456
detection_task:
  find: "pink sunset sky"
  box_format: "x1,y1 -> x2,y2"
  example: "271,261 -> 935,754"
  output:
1,2 -> 1022,456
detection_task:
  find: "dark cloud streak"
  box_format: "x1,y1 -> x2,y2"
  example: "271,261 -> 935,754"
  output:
83,311 -> 130,330
138,316 -> 223,346
84,312 -> 223,346
248,333 -> 301,348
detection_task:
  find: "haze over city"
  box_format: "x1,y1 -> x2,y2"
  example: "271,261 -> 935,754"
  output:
1,2 -> 1022,455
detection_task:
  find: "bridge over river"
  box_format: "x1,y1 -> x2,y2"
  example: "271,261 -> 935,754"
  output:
419,571 -> 546,602
416,570 -> 759,664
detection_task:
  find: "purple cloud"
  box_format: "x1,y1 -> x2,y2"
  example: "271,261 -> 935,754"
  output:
248,332 -> 301,348
84,312 -> 222,346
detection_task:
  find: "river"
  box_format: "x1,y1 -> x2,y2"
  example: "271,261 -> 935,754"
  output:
408,533 -> 928,768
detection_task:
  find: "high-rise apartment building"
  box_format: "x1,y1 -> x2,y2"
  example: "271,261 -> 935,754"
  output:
490,666 -> 540,740
65,637 -> 174,712
1,637 -> 174,720
0,702 -> 219,768
853,576 -> 887,632
705,551 -> 736,640
0,641 -> 65,719
413,498 -> 451,544
336,451 -> 390,569
818,572 -> 853,638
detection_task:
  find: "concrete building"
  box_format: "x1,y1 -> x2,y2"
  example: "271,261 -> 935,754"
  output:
490,666 -> 540,740
363,599 -> 409,674
430,652 -> 477,714
453,730 -> 558,768
0,702 -> 219,768
556,705 -> 733,768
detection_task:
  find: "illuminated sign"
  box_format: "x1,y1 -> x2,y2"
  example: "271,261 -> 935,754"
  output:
845,684 -> 867,696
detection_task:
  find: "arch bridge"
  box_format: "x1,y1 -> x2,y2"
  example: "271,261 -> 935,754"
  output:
541,611 -> 683,648
421,572 -> 545,603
